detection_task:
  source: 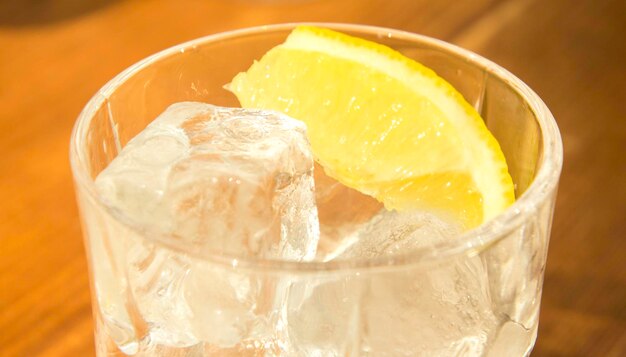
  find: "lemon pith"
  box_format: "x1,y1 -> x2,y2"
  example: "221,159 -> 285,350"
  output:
230,26 -> 515,228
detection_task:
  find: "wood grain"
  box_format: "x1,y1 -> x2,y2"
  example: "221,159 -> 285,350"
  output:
0,0 -> 624,356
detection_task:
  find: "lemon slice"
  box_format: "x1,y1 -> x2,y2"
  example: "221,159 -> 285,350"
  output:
229,26 -> 515,228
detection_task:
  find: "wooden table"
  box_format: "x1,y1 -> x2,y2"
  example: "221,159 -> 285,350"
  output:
1,0 -> 624,355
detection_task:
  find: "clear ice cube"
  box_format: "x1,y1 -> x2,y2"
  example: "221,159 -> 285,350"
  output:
95,102 -> 320,349
336,210 -> 462,257
96,102 -> 319,260
287,210 -> 498,356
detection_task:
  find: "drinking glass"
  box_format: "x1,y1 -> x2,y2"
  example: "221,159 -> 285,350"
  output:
70,23 -> 562,356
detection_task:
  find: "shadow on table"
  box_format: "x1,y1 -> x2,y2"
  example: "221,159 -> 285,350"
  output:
0,0 -> 122,27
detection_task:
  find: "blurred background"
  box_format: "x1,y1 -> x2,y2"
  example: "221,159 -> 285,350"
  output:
0,0 -> 624,356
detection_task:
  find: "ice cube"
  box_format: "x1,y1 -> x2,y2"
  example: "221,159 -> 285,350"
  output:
95,102 -> 320,349
123,234 -> 283,350
287,210 -> 498,356
333,210 -> 461,258
349,211 -> 496,355
96,102 -> 319,260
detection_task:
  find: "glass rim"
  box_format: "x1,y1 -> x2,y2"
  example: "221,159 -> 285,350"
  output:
70,22 -> 563,273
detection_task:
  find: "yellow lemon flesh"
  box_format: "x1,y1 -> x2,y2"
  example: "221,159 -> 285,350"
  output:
230,26 -> 515,229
